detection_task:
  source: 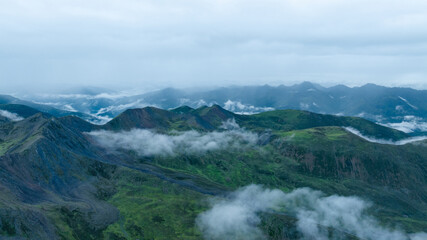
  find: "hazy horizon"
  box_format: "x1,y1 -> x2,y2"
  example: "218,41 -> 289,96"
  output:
3,80 -> 427,98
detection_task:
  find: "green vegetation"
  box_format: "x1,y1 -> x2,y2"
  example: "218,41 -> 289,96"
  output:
0,139 -> 15,156
103,168 -> 206,240
1,105 -> 426,239
238,110 -> 408,140
145,125 -> 427,233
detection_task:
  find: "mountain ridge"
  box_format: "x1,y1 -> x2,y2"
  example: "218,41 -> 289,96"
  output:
5,82 -> 426,133
0,103 -> 426,239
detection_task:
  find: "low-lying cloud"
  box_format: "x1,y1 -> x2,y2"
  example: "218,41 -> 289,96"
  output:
197,184 -> 427,240
344,127 -> 427,145
223,100 -> 274,115
380,116 -> 427,133
0,110 -> 24,121
88,119 -> 258,156
89,99 -> 154,124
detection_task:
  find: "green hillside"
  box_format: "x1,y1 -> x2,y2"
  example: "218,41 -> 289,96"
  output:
0,105 -> 425,239
237,109 -> 408,140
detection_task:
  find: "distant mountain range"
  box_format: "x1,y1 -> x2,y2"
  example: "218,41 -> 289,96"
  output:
2,82 -> 426,134
0,95 -> 98,122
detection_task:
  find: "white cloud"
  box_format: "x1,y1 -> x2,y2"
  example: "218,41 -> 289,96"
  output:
197,185 -> 285,240
379,116 -> 427,133
28,90 -> 156,124
87,119 -> 258,156
223,100 -> 274,115
299,103 -> 310,110
344,127 -> 427,145
62,104 -> 77,112
86,100 -> 157,124
398,96 -> 418,110
197,184 -> 427,240
94,99 -> 152,116
86,114 -> 113,125
0,110 -> 24,121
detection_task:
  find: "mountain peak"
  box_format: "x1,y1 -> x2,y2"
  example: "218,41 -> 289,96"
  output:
360,83 -> 385,89
193,104 -> 235,127
58,115 -> 98,132
293,81 -> 315,88
60,86 -> 114,96
25,112 -> 52,122
105,106 -> 174,130
171,105 -> 194,114
291,81 -> 325,91
195,104 -> 232,115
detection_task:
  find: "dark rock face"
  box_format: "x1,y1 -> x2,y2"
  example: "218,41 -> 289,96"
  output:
0,208 -> 58,239
0,113 -> 119,239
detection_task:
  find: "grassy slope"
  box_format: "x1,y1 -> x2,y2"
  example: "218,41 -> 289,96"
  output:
237,109 -> 408,140
102,167 -> 206,240
147,127 -> 427,233
89,108 -> 427,236
1,107 -> 425,239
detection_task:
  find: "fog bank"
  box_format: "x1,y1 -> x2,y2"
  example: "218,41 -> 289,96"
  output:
197,185 -> 427,240
88,120 -> 258,156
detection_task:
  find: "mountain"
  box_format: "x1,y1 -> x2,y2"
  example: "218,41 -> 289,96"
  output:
106,105 -> 408,141
10,83 -> 427,134
0,104 -> 42,118
0,113 -> 119,239
105,105 -> 235,131
124,82 -> 426,116
136,83 -> 427,134
0,95 -> 98,122
59,86 -> 116,96
0,105 -> 427,239
0,105 -> 426,239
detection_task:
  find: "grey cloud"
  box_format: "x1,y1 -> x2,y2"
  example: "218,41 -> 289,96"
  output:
0,110 -> 24,121
87,120 -> 258,156
1,0 -> 427,93
196,184 -> 427,240
344,127 -> 427,145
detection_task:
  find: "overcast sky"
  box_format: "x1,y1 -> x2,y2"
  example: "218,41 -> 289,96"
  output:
1,0 -> 427,94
